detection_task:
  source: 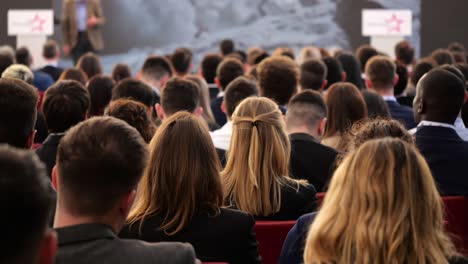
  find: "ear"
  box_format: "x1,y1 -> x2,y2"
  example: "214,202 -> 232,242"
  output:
365,79 -> 373,89
320,80 -> 328,91
26,130 -> 37,149
418,98 -> 425,114
393,73 -> 400,86
342,71 -> 347,81
38,230 -> 57,264
52,166 -> 59,191
120,190 -> 136,219
464,91 -> 468,104
221,100 -> 227,114
198,68 -> 203,77
215,77 -> 222,90
156,103 -> 165,120
318,118 -> 327,137
194,107 -> 203,117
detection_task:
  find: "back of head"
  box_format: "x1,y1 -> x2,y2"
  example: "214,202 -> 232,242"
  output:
43,80 -> 90,133
0,145 -> 54,264
105,99 -> 155,143
141,55 -> 173,81
365,55 -> 396,90
216,57 -> 244,90
305,138 -> 455,263
171,48 -> 192,75
111,63 -> 132,83
356,44 -> 378,72
415,69 -> 466,124
430,49 -> 455,66
247,47 -> 264,66
286,90 -> 327,132
112,78 -> 154,108
1,64 -> 34,84
336,53 -> 364,89
0,51 -> 15,75
76,52 -> 103,79
220,39 -> 235,56
128,112 -> 222,235
324,82 -> 367,138
222,97 -> 291,216
394,62 -> 409,96
454,63 -> 468,88
410,59 -> 436,87
300,59 -> 327,91
161,77 -> 199,116
224,76 -> 259,118
0,78 -> 38,148
86,75 -> 114,117
448,42 -> 466,53
395,41 -> 415,65
322,57 -> 344,90
43,40 -> 58,60
257,56 -> 298,105
299,46 -> 322,64
438,64 -> 466,85
201,53 -> 223,84
59,67 -> 87,85
361,90 -> 391,119
15,47 -> 32,67
272,47 -> 295,60
57,117 -> 148,217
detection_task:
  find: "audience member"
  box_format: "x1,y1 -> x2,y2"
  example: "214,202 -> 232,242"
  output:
431,48 -> 455,66
105,99 -> 156,143
58,67 -> 88,85
111,63 -> 132,83
16,47 -> 54,92
76,52 -> 103,79
286,90 -> 338,191
365,55 -> 417,129
86,75 -> 114,117
299,59 -> 328,91
211,58 -> 244,126
1,64 -> 33,83
298,46 -> 322,64
222,97 -> 318,220
140,55 -> 173,104
412,69 -> 468,195
246,47 -> 264,67
37,80 -> 90,177
185,75 -> 219,131
0,145 -> 56,264
395,40 -> 415,71
361,90 -> 391,119
156,77 -> 202,120
454,63 -> 468,126
53,117 -> 197,264
220,39 -> 235,56
40,40 -> 64,81
322,56 -> 345,90
0,45 -> 15,75
404,59 -> 436,97
356,44 -> 378,73
112,78 -> 155,112
273,47 -> 295,60
121,112 -> 260,263
322,82 -> 367,151
449,42 -> 467,63
336,53 -> 364,89
171,48 -> 193,77
200,53 -> 223,100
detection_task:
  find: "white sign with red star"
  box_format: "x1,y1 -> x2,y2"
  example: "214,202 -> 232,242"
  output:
362,9 -> 412,37
8,10 -> 54,36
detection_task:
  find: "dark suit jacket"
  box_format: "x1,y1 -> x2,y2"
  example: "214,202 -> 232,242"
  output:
120,208 -> 261,264
56,223 -> 196,264
34,111 -> 49,143
40,65 -> 64,81
211,96 -> 226,126
289,133 -> 338,192
36,134 -> 64,178
415,126 -> 468,196
385,100 -> 416,129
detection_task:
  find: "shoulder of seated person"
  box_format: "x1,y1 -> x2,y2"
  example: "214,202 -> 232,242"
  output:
119,239 -> 196,260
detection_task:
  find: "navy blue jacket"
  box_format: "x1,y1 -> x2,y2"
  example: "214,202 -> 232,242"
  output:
386,100 -> 416,129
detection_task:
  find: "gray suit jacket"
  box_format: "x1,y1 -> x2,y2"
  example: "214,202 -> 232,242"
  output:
56,223 -> 197,264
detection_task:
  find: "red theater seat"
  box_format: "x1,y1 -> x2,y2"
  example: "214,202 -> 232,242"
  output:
255,221 -> 296,264
316,192 -> 326,206
443,196 -> 468,256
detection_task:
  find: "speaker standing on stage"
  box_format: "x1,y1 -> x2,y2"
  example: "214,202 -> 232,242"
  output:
62,0 -> 105,64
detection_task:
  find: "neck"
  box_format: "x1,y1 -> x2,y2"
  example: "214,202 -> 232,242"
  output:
422,115 -> 455,125
372,87 -> 394,97
287,127 -> 319,139
54,206 -> 122,233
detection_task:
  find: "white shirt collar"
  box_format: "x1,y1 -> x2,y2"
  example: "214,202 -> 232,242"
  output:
382,95 -> 397,102
454,117 -> 466,129
44,60 -> 58,67
417,121 -> 457,130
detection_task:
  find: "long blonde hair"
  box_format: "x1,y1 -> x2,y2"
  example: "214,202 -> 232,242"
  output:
127,112 -> 223,235
304,138 -> 458,264
185,75 -> 216,123
221,97 -> 301,216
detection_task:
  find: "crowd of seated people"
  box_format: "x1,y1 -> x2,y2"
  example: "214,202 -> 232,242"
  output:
0,37 -> 468,264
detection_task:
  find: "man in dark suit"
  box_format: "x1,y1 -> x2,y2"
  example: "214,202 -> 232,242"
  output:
140,55 -> 173,105
15,47 -> 54,92
36,80 -> 90,178
40,40 -> 64,81
413,68 -> 468,195
286,90 -> 338,192
52,117 -> 197,264
365,55 -> 416,129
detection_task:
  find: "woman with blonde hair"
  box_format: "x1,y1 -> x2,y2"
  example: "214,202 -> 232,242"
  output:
185,74 -> 219,131
222,97 -> 317,220
280,138 -> 466,264
120,112 -> 260,264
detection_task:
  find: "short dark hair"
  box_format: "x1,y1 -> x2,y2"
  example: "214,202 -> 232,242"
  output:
395,62 -> 409,96
141,55 -> 173,81
0,78 -> 38,148
361,90 -> 391,119
224,76 -> 259,118
356,45 -> 378,72
336,53 -> 364,89
322,57 -> 344,90
0,145 -> 53,263
448,42 -> 466,53
395,41 -> 415,65
365,56 -> 396,89
201,53 -> 223,84
43,80 -> 90,133
410,59 -> 436,87
300,59 -> 327,91
87,75 -> 114,116
111,63 -> 132,83
0,53 -> 14,75
112,78 -> 155,108
77,52 -> 103,79
220,39 -> 235,56
15,47 -> 32,66
59,67 -> 88,85
257,56 -> 299,105
171,48 -> 192,75
57,117 -> 148,216
161,77 -> 199,116
286,90 -> 327,130
216,58 -> 244,90
42,40 -> 58,59
430,49 -> 454,65
454,63 -> 468,89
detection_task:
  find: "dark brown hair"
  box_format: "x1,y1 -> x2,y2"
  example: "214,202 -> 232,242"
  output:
171,48 -> 192,75
76,52 -> 103,79
216,58 -> 244,90
365,56 -> 396,88
161,77 -> 199,116
356,44 -> 378,72
224,76 -> 259,118
111,63 -> 132,83
86,75 -> 114,116
59,67 -> 88,85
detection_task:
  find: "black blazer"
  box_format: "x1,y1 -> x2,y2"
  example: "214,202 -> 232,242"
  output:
211,96 -> 226,126
36,134 -> 64,178
56,223 -> 196,264
386,100 -> 417,129
120,208 -> 261,264
289,133 -> 338,192
415,126 -> 468,196
40,65 -> 64,81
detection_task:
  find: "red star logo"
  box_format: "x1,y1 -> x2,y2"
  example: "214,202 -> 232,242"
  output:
385,14 -> 404,33
30,14 -> 46,33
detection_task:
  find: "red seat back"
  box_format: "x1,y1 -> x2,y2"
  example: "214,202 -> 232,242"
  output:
254,221 -> 296,264
443,196 -> 468,256
316,192 -> 326,206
